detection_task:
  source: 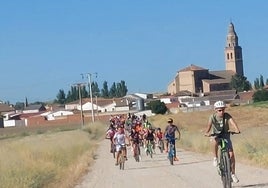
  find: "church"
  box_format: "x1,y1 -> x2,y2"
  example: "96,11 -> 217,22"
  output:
168,22 -> 244,95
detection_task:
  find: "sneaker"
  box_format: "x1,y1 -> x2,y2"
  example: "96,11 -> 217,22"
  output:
231,174 -> 239,183
115,162 -> 119,166
213,157 -> 218,167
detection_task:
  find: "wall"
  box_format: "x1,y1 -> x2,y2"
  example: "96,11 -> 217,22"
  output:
26,113 -> 112,126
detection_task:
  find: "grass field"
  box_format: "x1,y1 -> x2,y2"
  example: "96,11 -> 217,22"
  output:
0,122 -> 107,188
0,102 -> 268,187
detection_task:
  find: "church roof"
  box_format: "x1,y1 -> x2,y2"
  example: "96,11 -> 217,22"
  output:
209,70 -> 236,81
179,64 -> 208,72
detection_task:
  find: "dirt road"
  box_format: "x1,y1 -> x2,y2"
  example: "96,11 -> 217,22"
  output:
75,140 -> 268,188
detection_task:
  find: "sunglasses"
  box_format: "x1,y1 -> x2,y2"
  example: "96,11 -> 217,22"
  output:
217,109 -> 224,112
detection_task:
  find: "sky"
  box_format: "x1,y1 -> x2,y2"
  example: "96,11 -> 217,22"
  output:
1,1 -> 268,104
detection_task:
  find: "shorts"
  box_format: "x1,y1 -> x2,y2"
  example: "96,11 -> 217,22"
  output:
116,144 -> 126,152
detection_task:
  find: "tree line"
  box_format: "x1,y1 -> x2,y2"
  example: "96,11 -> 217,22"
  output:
230,74 -> 268,102
55,80 -> 128,104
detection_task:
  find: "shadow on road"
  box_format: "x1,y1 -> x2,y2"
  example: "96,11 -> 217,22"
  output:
235,182 -> 268,187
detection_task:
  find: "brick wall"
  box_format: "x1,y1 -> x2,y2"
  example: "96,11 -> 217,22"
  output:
26,114 -> 111,127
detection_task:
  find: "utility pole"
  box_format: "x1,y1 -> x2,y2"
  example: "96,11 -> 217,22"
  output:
81,72 -> 98,123
73,83 -> 86,128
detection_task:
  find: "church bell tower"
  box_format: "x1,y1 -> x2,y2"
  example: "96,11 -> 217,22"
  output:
224,22 -> 244,76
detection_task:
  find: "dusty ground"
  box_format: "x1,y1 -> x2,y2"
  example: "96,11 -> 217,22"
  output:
75,139 -> 268,188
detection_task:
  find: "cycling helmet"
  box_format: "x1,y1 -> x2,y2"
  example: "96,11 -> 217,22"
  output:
214,101 -> 226,109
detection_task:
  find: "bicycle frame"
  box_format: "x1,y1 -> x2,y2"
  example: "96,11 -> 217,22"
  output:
167,138 -> 176,165
117,144 -> 126,170
217,137 -> 232,188
133,142 -> 141,162
146,140 -> 154,158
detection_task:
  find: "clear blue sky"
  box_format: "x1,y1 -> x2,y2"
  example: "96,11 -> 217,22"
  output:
1,1 -> 268,104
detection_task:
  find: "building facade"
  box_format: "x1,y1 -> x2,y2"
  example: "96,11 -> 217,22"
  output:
168,22 -> 244,95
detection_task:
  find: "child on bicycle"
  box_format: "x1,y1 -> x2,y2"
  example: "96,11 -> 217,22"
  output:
204,100 -> 240,183
164,118 -> 181,161
144,128 -> 156,153
113,127 -> 130,166
155,128 -> 163,145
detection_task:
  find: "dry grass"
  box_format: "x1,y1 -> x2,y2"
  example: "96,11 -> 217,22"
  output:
149,104 -> 268,169
0,122 -> 106,188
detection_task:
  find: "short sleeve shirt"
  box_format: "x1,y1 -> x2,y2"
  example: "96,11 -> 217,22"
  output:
209,112 -> 232,134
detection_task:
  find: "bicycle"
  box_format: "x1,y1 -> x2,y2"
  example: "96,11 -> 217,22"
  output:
167,137 -> 177,165
145,140 -> 154,158
157,139 -> 164,153
133,142 -> 141,162
209,132 -> 239,188
117,144 -> 127,170
111,143 -> 116,158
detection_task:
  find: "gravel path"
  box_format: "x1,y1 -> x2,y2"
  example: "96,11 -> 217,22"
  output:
75,140 -> 268,188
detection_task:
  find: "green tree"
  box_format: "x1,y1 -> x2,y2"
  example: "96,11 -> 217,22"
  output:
260,75 -> 265,88
109,82 -> 117,97
14,102 -> 25,110
117,80 -> 128,97
81,85 -> 88,98
253,89 -> 268,102
254,75 -> 266,90
147,100 -> 167,114
230,74 -> 252,92
254,78 -> 260,90
101,81 -> 109,98
66,86 -> 79,102
55,89 -> 66,104
92,81 -> 100,97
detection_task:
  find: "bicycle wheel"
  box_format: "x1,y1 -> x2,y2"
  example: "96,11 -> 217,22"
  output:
168,144 -> 174,165
119,153 -> 125,170
134,144 -> 140,162
221,151 -> 232,188
112,144 -> 116,159
159,140 -> 164,153
148,143 -> 153,158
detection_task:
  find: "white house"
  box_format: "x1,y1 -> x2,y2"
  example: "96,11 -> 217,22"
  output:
41,110 -> 74,121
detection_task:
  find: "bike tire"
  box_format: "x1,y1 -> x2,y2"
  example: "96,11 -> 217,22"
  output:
119,154 -> 125,170
159,140 -> 164,153
112,145 -> 116,159
148,143 -> 153,158
134,145 -> 140,162
221,151 -> 232,188
169,144 -> 174,165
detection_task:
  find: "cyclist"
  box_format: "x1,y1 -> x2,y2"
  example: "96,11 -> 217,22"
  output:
129,127 -> 142,157
113,127 -> 130,166
204,100 -> 241,183
144,128 -> 156,153
164,118 -> 181,161
155,127 -> 164,149
105,123 -> 116,153
143,120 -> 152,130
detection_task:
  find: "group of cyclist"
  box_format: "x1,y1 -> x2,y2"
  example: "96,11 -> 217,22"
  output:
105,113 -> 181,166
106,100 -> 241,184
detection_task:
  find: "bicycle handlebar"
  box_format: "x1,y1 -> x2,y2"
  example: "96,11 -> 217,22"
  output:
205,131 -> 240,137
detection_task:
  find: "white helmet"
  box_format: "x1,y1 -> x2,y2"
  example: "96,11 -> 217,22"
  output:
214,101 -> 226,109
